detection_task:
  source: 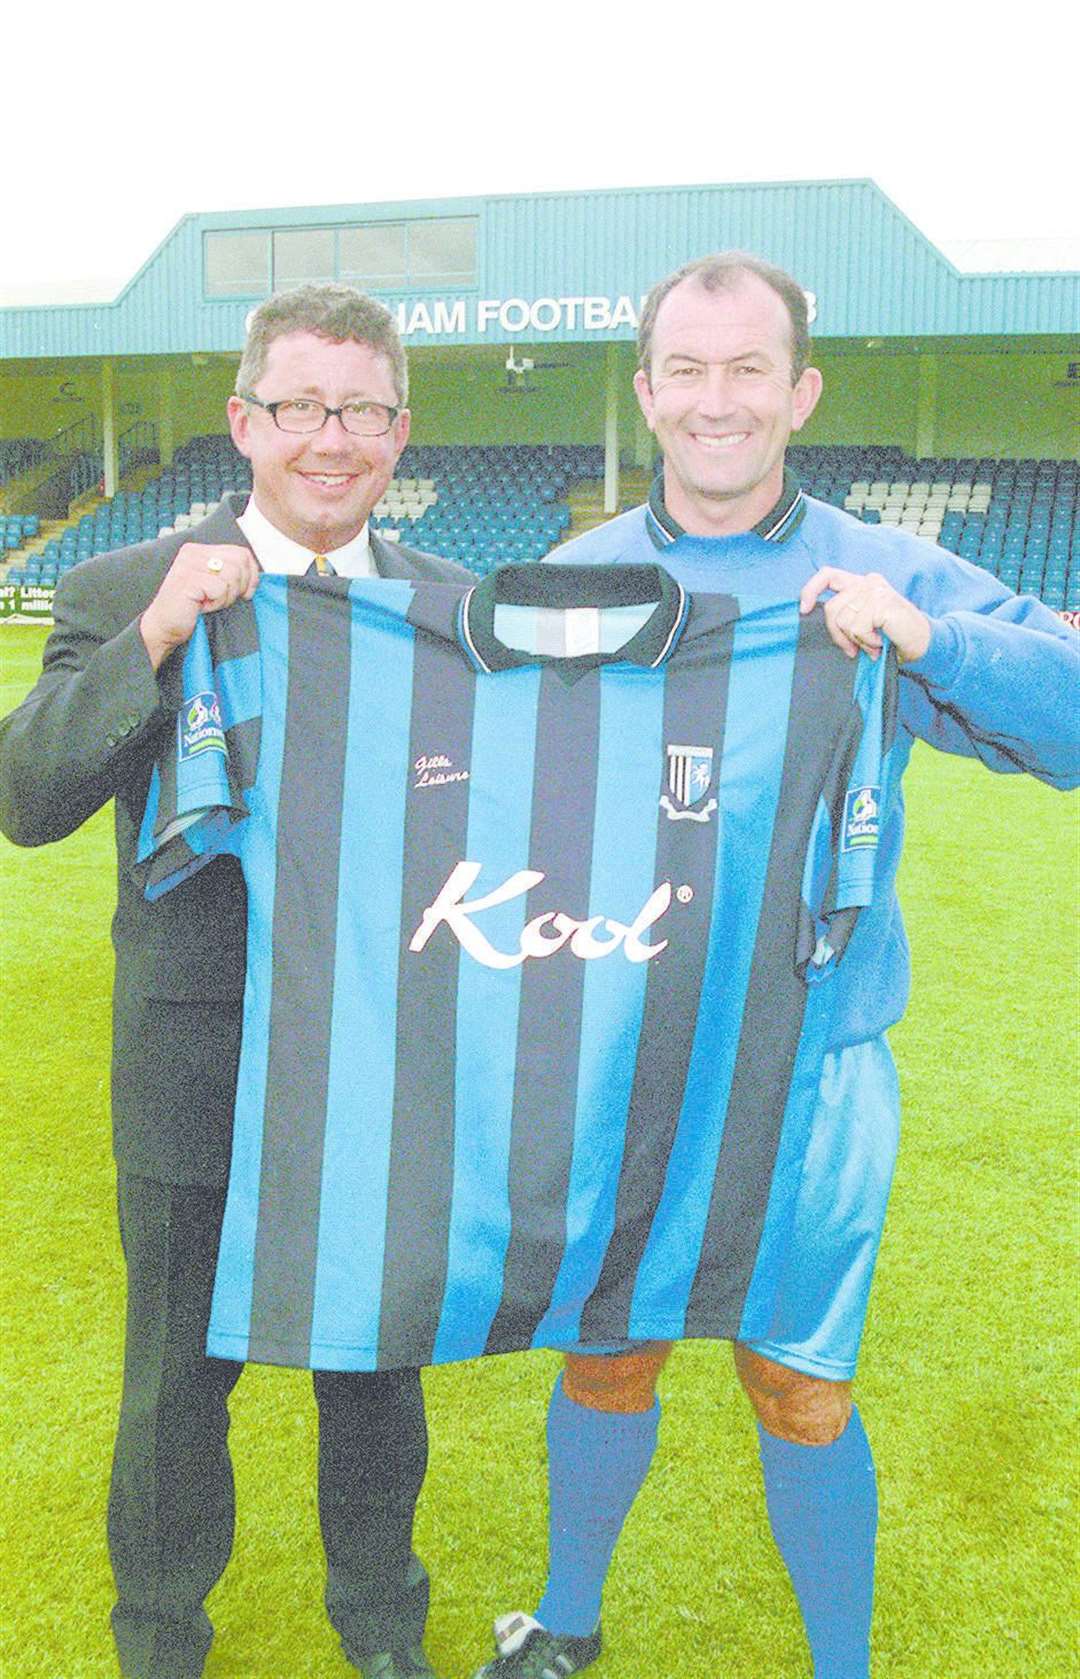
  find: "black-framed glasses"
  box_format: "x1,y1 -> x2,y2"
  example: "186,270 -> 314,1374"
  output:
242,393 -> 400,436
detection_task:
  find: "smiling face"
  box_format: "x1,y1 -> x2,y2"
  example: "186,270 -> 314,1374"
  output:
633,273 -> 822,536
227,330 -> 410,552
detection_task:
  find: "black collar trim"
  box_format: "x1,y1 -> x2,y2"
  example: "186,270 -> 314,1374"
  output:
459,563 -> 689,675
645,467 -> 806,549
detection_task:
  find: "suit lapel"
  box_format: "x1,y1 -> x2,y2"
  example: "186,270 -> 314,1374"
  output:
187,492 -> 254,553
370,530 -> 415,579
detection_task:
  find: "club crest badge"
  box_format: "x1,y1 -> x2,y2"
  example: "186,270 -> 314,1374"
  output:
842,785 -> 880,851
179,690 -> 226,761
660,744 -> 717,823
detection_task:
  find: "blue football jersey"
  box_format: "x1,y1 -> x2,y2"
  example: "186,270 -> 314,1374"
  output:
138,563 -> 897,1370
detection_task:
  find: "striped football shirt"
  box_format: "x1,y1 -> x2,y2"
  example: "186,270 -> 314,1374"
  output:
138,563 -> 897,1370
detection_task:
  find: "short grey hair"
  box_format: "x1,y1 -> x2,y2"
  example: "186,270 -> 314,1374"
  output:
236,283 -> 408,404
637,252 -> 812,385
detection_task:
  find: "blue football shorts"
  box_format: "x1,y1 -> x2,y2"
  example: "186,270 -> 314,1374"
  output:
575,1035 -> 901,1382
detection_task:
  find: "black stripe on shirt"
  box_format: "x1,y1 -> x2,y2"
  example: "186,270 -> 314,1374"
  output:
483,666 -> 603,1352
684,613 -> 858,1333
247,581 -> 352,1364
376,628 -> 477,1366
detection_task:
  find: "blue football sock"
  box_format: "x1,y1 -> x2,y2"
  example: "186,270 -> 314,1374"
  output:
757,1405 -> 878,1679
536,1373 -> 660,1637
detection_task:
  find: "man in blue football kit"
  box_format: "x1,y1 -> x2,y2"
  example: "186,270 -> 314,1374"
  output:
468,254 -> 1079,1679
0,285 -> 470,1679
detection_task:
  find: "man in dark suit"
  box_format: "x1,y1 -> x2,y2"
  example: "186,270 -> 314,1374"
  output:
0,284 -> 470,1679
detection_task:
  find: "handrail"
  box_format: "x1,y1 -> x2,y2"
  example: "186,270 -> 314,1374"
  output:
118,420 -> 160,479
46,414 -> 100,460
34,450 -> 104,518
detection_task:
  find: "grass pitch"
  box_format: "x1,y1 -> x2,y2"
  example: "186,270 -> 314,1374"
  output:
1,625 -> 1077,1678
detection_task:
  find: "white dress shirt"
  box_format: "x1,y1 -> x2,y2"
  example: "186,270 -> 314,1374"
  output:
236,496 -> 376,578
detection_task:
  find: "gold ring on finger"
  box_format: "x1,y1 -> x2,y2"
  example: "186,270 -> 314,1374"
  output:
206,555 -> 224,573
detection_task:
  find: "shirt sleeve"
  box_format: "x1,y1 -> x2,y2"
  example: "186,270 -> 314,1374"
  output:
797,644 -> 898,981
135,616 -> 251,900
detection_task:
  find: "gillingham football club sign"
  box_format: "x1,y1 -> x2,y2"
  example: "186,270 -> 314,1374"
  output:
386,292 -> 817,341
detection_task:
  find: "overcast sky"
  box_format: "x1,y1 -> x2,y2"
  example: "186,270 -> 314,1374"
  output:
3,0 -> 1077,307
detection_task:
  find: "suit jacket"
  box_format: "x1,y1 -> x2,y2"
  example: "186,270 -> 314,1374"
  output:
0,493 -> 472,1184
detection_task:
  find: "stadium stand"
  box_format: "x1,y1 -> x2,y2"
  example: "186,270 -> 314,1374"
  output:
790,446 -> 1079,611
370,442 -> 585,572
1,438 -> 583,584
1,514 -> 41,550
0,438 -> 51,487
2,441 -> 1076,611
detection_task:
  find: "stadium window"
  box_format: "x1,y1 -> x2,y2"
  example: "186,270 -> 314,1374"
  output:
340,218 -> 477,290
272,228 -> 336,290
340,223 -> 408,288
205,231 -> 270,297
205,216 -> 478,300
407,218 -> 476,288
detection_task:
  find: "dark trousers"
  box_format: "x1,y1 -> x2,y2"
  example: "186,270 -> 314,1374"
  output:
109,1174 -> 429,1678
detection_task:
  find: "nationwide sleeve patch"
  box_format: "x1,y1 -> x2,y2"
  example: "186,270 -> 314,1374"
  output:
179,690 -> 226,760
842,785 -> 881,851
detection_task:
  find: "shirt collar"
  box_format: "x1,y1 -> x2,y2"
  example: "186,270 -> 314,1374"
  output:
236,495 -> 374,577
459,562 -> 689,676
644,466 -> 806,550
